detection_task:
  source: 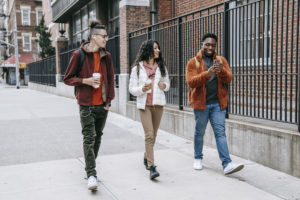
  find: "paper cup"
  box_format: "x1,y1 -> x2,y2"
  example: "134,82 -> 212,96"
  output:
92,73 -> 101,88
144,79 -> 152,93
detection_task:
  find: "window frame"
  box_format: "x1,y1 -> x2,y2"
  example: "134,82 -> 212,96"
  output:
21,6 -> 31,26
72,1 -> 96,44
22,33 -> 32,52
36,8 -> 43,25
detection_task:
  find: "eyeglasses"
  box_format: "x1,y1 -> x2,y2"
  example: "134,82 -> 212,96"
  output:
93,34 -> 108,39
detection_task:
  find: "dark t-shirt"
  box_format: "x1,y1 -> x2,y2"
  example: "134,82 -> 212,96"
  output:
203,55 -> 218,105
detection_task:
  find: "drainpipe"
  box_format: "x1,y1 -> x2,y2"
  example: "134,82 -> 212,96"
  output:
150,0 -> 158,25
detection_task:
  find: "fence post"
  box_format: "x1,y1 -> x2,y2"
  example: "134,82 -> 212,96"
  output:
178,17 -> 183,110
223,2 -> 230,118
147,27 -> 152,40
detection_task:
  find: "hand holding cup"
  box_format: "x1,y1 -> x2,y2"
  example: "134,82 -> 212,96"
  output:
143,79 -> 152,93
92,73 -> 101,88
158,77 -> 166,90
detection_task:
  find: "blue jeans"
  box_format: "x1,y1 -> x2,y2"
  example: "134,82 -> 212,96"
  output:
193,103 -> 231,168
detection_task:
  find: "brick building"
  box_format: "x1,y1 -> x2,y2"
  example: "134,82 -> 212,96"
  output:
0,0 -> 42,85
45,0 -> 299,123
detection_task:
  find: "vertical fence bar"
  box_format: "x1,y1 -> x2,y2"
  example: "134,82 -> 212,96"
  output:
270,0 -> 274,120
223,2 -> 229,118
266,0 -> 270,119
262,0 -> 265,118
297,0 -> 300,131
253,1 -> 261,118
241,4 -> 245,116
284,0 -> 289,122
275,0 -> 279,120
250,3 -> 254,117
147,27 -> 152,39
290,0 -> 295,123
280,0 -> 284,121
233,6 -> 237,114
178,17 -> 183,110
238,5 -> 242,115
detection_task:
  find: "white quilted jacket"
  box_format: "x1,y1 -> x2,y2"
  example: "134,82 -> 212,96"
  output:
129,61 -> 170,110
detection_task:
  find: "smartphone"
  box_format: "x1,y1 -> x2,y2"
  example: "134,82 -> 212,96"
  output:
213,59 -> 220,64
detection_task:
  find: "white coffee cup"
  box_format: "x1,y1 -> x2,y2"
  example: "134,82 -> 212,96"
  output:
92,73 -> 101,88
144,79 -> 152,93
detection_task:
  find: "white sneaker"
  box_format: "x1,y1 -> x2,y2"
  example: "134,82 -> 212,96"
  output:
193,159 -> 203,170
87,176 -> 98,190
223,162 -> 244,175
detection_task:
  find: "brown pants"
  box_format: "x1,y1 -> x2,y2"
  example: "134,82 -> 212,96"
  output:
139,105 -> 163,167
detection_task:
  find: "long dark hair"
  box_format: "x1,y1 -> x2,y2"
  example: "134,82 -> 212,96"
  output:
133,39 -> 166,77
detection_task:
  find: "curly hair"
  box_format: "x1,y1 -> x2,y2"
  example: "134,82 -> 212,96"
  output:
202,33 -> 218,42
133,39 -> 166,77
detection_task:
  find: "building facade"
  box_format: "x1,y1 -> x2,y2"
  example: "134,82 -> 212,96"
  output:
1,0 -> 42,85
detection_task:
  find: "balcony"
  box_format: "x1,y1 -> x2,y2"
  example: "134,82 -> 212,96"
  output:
52,0 -> 91,23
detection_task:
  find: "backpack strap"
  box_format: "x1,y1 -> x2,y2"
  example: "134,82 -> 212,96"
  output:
76,49 -> 85,76
74,49 -> 85,97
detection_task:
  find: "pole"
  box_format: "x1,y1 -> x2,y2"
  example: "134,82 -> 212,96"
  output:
14,11 -> 20,89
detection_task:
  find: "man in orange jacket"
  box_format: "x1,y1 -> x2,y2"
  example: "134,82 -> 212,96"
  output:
186,33 -> 244,175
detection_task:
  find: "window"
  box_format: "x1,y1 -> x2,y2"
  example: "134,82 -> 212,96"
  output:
36,8 -> 43,25
229,0 -> 272,66
21,6 -> 31,26
22,34 -> 32,51
72,1 -> 97,44
88,2 -> 96,19
108,0 -> 120,36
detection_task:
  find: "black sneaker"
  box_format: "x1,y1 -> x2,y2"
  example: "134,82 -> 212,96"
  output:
144,158 -> 149,170
149,166 -> 160,180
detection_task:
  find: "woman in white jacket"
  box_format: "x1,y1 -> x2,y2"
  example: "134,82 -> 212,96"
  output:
129,40 -> 170,180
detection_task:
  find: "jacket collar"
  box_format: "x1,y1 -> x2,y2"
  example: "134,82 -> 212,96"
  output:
81,41 -> 107,58
196,49 -> 216,62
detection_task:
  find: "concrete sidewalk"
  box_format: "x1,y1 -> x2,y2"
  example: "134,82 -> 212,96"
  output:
0,87 -> 300,200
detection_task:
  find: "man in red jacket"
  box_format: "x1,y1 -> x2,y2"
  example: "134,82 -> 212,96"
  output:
64,20 -> 114,190
186,33 -> 243,175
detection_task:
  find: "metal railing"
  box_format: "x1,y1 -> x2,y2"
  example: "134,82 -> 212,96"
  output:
28,56 -> 56,87
59,42 -> 81,80
128,0 -> 299,130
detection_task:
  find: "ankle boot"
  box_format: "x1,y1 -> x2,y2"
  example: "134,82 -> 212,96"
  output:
144,158 -> 149,170
149,166 -> 160,179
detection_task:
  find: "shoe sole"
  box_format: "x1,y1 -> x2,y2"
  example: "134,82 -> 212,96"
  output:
150,173 -> 160,180
194,167 -> 203,170
88,185 -> 98,191
224,165 -> 244,175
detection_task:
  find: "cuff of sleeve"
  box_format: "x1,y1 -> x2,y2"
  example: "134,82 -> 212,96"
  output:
139,85 -> 145,94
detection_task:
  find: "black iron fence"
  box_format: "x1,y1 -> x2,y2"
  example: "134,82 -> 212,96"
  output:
28,56 -> 56,86
59,42 -> 81,80
128,0 -> 300,130
59,36 -> 120,87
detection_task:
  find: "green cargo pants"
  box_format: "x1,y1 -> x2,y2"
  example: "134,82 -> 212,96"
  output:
79,105 -> 108,178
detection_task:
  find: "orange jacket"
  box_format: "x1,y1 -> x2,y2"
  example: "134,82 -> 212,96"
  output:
185,50 -> 232,110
